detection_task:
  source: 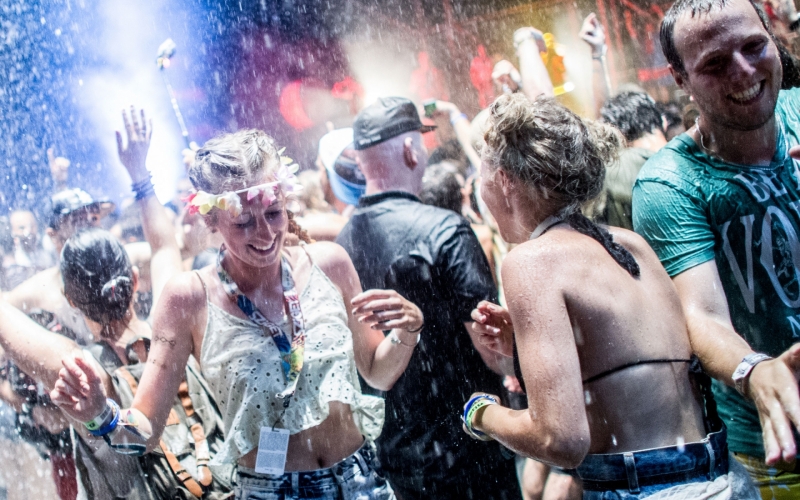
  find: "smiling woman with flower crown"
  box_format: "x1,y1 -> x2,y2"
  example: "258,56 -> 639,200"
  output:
50,129 -> 424,500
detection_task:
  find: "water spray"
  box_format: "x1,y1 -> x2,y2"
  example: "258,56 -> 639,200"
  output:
156,38 -> 192,148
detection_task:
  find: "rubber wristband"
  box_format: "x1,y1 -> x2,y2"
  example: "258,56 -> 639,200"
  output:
84,399 -> 113,431
87,399 -> 120,437
132,176 -> 155,201
450,113 -> 468,126
462,394 -> 498,440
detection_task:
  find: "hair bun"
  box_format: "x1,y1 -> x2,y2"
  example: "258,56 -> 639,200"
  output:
101,276 -> 132,303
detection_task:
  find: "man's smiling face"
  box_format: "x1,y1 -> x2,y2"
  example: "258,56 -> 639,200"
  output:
672,0 -> 782,131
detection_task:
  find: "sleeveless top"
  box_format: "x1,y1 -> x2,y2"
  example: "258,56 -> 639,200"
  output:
197,261 -> 385,465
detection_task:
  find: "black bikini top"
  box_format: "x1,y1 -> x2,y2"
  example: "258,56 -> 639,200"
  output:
511,342 -> 690,392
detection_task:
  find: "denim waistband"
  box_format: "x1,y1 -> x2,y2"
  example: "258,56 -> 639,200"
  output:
576,427 -> 729,493
237,439 -> 376,488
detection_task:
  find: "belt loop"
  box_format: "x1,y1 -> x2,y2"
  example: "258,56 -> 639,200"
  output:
291,471 -> 299,494
623,452 -> 640,493
354,447 -> 370,476
705,440 -> 716,478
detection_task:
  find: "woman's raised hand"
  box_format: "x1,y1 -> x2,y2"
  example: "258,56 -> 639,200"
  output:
471,300 -> 514,357
50,353 -> 108,423
351,289 -> 423,333
116,106 -> 152,183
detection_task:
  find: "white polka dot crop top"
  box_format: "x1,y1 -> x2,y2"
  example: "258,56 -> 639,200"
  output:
197,262 -> 384,465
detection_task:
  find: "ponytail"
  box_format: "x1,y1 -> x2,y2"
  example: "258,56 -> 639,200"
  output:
564,212 -> 640,278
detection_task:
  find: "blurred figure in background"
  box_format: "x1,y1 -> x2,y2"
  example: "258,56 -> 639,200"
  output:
295,127 -> 364,242
47,148 -> 70,195
588,91 -> 668,230
1,210 -> 56,291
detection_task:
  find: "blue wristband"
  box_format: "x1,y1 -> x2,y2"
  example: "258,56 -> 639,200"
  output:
462,394 -> 497,438
88,399 -> 120,437
450,112 -> 468,126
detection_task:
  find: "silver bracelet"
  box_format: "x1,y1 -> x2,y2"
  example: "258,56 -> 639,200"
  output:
389,331 -> 420,347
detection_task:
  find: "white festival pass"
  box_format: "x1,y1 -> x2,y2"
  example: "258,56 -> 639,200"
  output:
255,427 -> 290,475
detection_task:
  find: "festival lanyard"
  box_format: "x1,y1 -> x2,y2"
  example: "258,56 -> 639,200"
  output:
216,247 -> 306,404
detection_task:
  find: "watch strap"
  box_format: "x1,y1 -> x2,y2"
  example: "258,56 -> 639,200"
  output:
732,353 -> 772,395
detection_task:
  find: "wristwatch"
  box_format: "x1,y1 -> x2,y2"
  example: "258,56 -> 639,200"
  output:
732,353 -> 772,396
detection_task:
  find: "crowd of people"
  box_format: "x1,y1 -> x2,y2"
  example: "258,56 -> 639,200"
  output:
1,0 -> 800,499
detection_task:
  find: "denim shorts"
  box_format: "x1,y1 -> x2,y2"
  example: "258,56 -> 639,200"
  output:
234,441 -> 394,500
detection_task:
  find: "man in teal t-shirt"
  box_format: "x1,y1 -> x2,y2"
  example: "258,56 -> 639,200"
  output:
633,0 -> 800,496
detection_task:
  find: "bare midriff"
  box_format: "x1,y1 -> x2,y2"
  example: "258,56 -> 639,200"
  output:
237,401 -> 365,471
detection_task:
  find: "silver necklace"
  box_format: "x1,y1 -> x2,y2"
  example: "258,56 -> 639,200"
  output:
695,116 -> 786,166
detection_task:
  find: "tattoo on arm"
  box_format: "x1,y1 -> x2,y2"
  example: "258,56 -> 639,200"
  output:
153,336 -> 176,348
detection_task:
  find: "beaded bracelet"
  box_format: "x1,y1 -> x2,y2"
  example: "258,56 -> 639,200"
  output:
462,394 -> 498,441
132,176 -> 155,201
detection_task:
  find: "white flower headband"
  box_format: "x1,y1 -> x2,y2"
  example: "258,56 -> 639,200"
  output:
185,149 -> 301,216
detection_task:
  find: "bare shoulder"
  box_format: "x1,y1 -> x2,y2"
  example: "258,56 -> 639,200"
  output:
300,241 -> 359,294
606,226 -> 663,267
303,241 -> 354,273
157,270 -> 207,312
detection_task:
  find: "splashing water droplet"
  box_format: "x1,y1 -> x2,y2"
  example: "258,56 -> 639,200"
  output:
677,436 -> 685,453
584,390 -> 592,405
611,434 -> 617,446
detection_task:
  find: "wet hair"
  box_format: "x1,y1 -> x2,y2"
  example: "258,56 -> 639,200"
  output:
420,162 -> 464,214
61,228 -> 134,325
600,92 -> 665,143
661,0 -> 800,88
189,128 -> 309,240
484,94 -> 639,277
428,140 -> 469,175
658,101 -> 685,140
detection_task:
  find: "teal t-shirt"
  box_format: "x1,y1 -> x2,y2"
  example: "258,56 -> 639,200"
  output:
632,87 -> 800,458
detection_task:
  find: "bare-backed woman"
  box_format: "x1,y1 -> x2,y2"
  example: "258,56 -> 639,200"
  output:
463,94 -> 757,499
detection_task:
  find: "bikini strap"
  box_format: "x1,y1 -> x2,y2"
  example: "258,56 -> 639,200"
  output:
582,358 -> 692,385
193,270 -> 209,302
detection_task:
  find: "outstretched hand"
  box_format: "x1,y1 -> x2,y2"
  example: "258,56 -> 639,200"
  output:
50,353 -> 108,423
116,106 -> 152,184
748,343 -> 800,465
471,300 -> 514,357
789,145 -> 800,161
579,13 -> 607,58
351,289 -> 423,333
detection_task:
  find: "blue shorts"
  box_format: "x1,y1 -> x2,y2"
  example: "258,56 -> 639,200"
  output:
234,441 -> 394,500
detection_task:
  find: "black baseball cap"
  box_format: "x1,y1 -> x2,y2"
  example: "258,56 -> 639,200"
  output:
49,188 -> 115,228
353,97 -> 436,150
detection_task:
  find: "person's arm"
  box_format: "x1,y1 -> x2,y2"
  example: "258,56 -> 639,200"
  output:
51,272 -> 198,453
432,101 -> 482,170
579,13 -> 611,118
471,247 -> 590,468
673,261 -> 800,465
514,28 -> 554,99
311,242 -> 423,391
0,301 -> 91,390
633,176 -> 800,465
117,108 -> 183,309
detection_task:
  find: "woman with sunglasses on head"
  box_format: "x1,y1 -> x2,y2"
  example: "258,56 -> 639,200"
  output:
52,129 -> 423,500
462,94 -> 758,499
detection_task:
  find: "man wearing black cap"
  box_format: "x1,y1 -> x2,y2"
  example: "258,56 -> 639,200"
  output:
2,188 -> 114,344
336,97 -> 520,499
